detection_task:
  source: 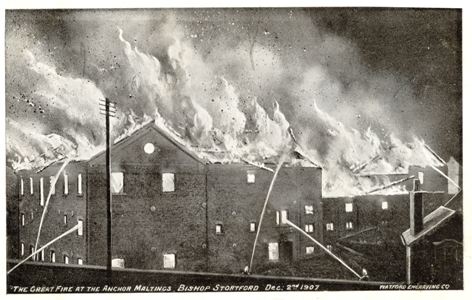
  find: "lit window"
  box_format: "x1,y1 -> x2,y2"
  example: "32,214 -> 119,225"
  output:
77,174 -> 82,195
111,172 -> 124,194
30,177 -> 34,195
163,253 -> 176,269
63,214 -> 68,225
326,223 -> 334,231
162,173 -> 175,192
306,246 -> 315,254
21,243 -> 24,256
39,177 -> 44,206
112,258 -> 125,268
250,222 -> 256,232
64,255 -> 69,264
346,221 -> 353,230
418,171 -> 424,185
31,211 -> 34,220
276,211 -> 280,225
345,203 -> 353,212
50,250 -> 56,262
305,224 -> 314,233
40,248 -> 45,261
215,224 -> 223,234
20,178 -> 24,196
77,220 -> 83,236
326,245 -> 333,251
382,201 -> 389,210
77,258 -> 83,265
305,205 -> 314,214
247,171 -> 255,183
49,176 -> 55,195
268,242 -> 279,261
144,142 -> 155,154
63,173 -> 69,195
281,210 -> 288,224
21,213 -> 25,226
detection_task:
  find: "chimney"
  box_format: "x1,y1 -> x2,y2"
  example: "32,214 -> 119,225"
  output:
409,179 -> 423,235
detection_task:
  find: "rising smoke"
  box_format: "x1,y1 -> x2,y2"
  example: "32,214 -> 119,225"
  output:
6,9 -> 450,197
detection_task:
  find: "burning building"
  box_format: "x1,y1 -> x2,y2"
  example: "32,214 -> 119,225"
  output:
12,119 -> 462,282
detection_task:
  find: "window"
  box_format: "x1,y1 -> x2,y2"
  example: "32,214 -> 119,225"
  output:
29,245 -> 34,261
39,177 -> 44,206
50,250 -> 56,263
382,201 -> 389,210
276,210 -> 288,225
346,221 -> 353,230
49,176 -> 55,195
21,213 -> 25,226
345,203 -> 353,212
31,211 -> 34,220
21,243 -> 24,256
63,214 -> 68,225
77,174 -> 83,194
111,172 -> 124,194
112,258 -> 125,268
306,246 -> 315,254
77,220 -> 83,236
305,224 -> 314,233
30,177 -> 34,195
326,223 -> 334,231
63,173 -> 69,195
215,224 -> 223,234
163,253 -> 176,269
268,242 -> 279,261
326,245 -> 333,251
64,255 -> 69,264
305,205 -> 314,214
77,258 -> 84,265
144,142 -> 155,154
40,248 -> 45,261
247,171 -> 255,183
162,173 -> 175,192
250,222 -> 257,232
20,178 -> 24,196
418,171 -> 424,185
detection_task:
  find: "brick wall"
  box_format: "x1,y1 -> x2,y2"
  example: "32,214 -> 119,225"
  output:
87,127 -> 208,271
206,164 -> 323,273
17,161 -> 87,265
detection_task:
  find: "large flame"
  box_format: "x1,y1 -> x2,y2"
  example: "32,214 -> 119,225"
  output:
7,23 -> 445,198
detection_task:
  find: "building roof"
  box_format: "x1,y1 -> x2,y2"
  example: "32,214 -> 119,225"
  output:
400,206 -> 456,247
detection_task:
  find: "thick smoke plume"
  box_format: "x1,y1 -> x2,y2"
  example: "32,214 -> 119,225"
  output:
6,9 -> 450,197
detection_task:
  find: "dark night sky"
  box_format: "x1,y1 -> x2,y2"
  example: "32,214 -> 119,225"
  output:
5,8 -> 462,186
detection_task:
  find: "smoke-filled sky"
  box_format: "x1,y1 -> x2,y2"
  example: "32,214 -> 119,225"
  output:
5,8 -> 461,197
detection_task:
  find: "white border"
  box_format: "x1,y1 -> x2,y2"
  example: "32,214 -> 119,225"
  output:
1,1 -> 469,299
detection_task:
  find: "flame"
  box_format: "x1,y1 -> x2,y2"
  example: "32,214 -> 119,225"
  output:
6,26 -> 446,199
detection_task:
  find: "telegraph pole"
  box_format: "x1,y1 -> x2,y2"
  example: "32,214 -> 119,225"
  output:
99,98 -> 116,284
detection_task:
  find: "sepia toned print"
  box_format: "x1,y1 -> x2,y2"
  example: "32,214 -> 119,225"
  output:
5,7 -> 462,292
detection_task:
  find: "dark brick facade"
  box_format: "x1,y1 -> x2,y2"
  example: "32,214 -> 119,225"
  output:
11,122 -> 456,278
17,161 -> 87,265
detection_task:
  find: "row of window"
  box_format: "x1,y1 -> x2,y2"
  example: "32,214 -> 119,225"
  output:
20,243 -> 83,265
325,221 -> 354,231
20,174 -> 83,202
20,214 -> 83,235
342,201 -> 389,212
267,242 -> 333,261
111,172 -> 175,194
111,253 -> 176,269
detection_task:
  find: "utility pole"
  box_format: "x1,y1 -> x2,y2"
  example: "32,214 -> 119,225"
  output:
99,98 -> 116,284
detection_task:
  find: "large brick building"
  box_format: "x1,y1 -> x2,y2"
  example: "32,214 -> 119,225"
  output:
11,121 -> 461,279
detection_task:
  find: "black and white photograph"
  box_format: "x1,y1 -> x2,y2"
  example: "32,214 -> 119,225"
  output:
4,3 -> 464,294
